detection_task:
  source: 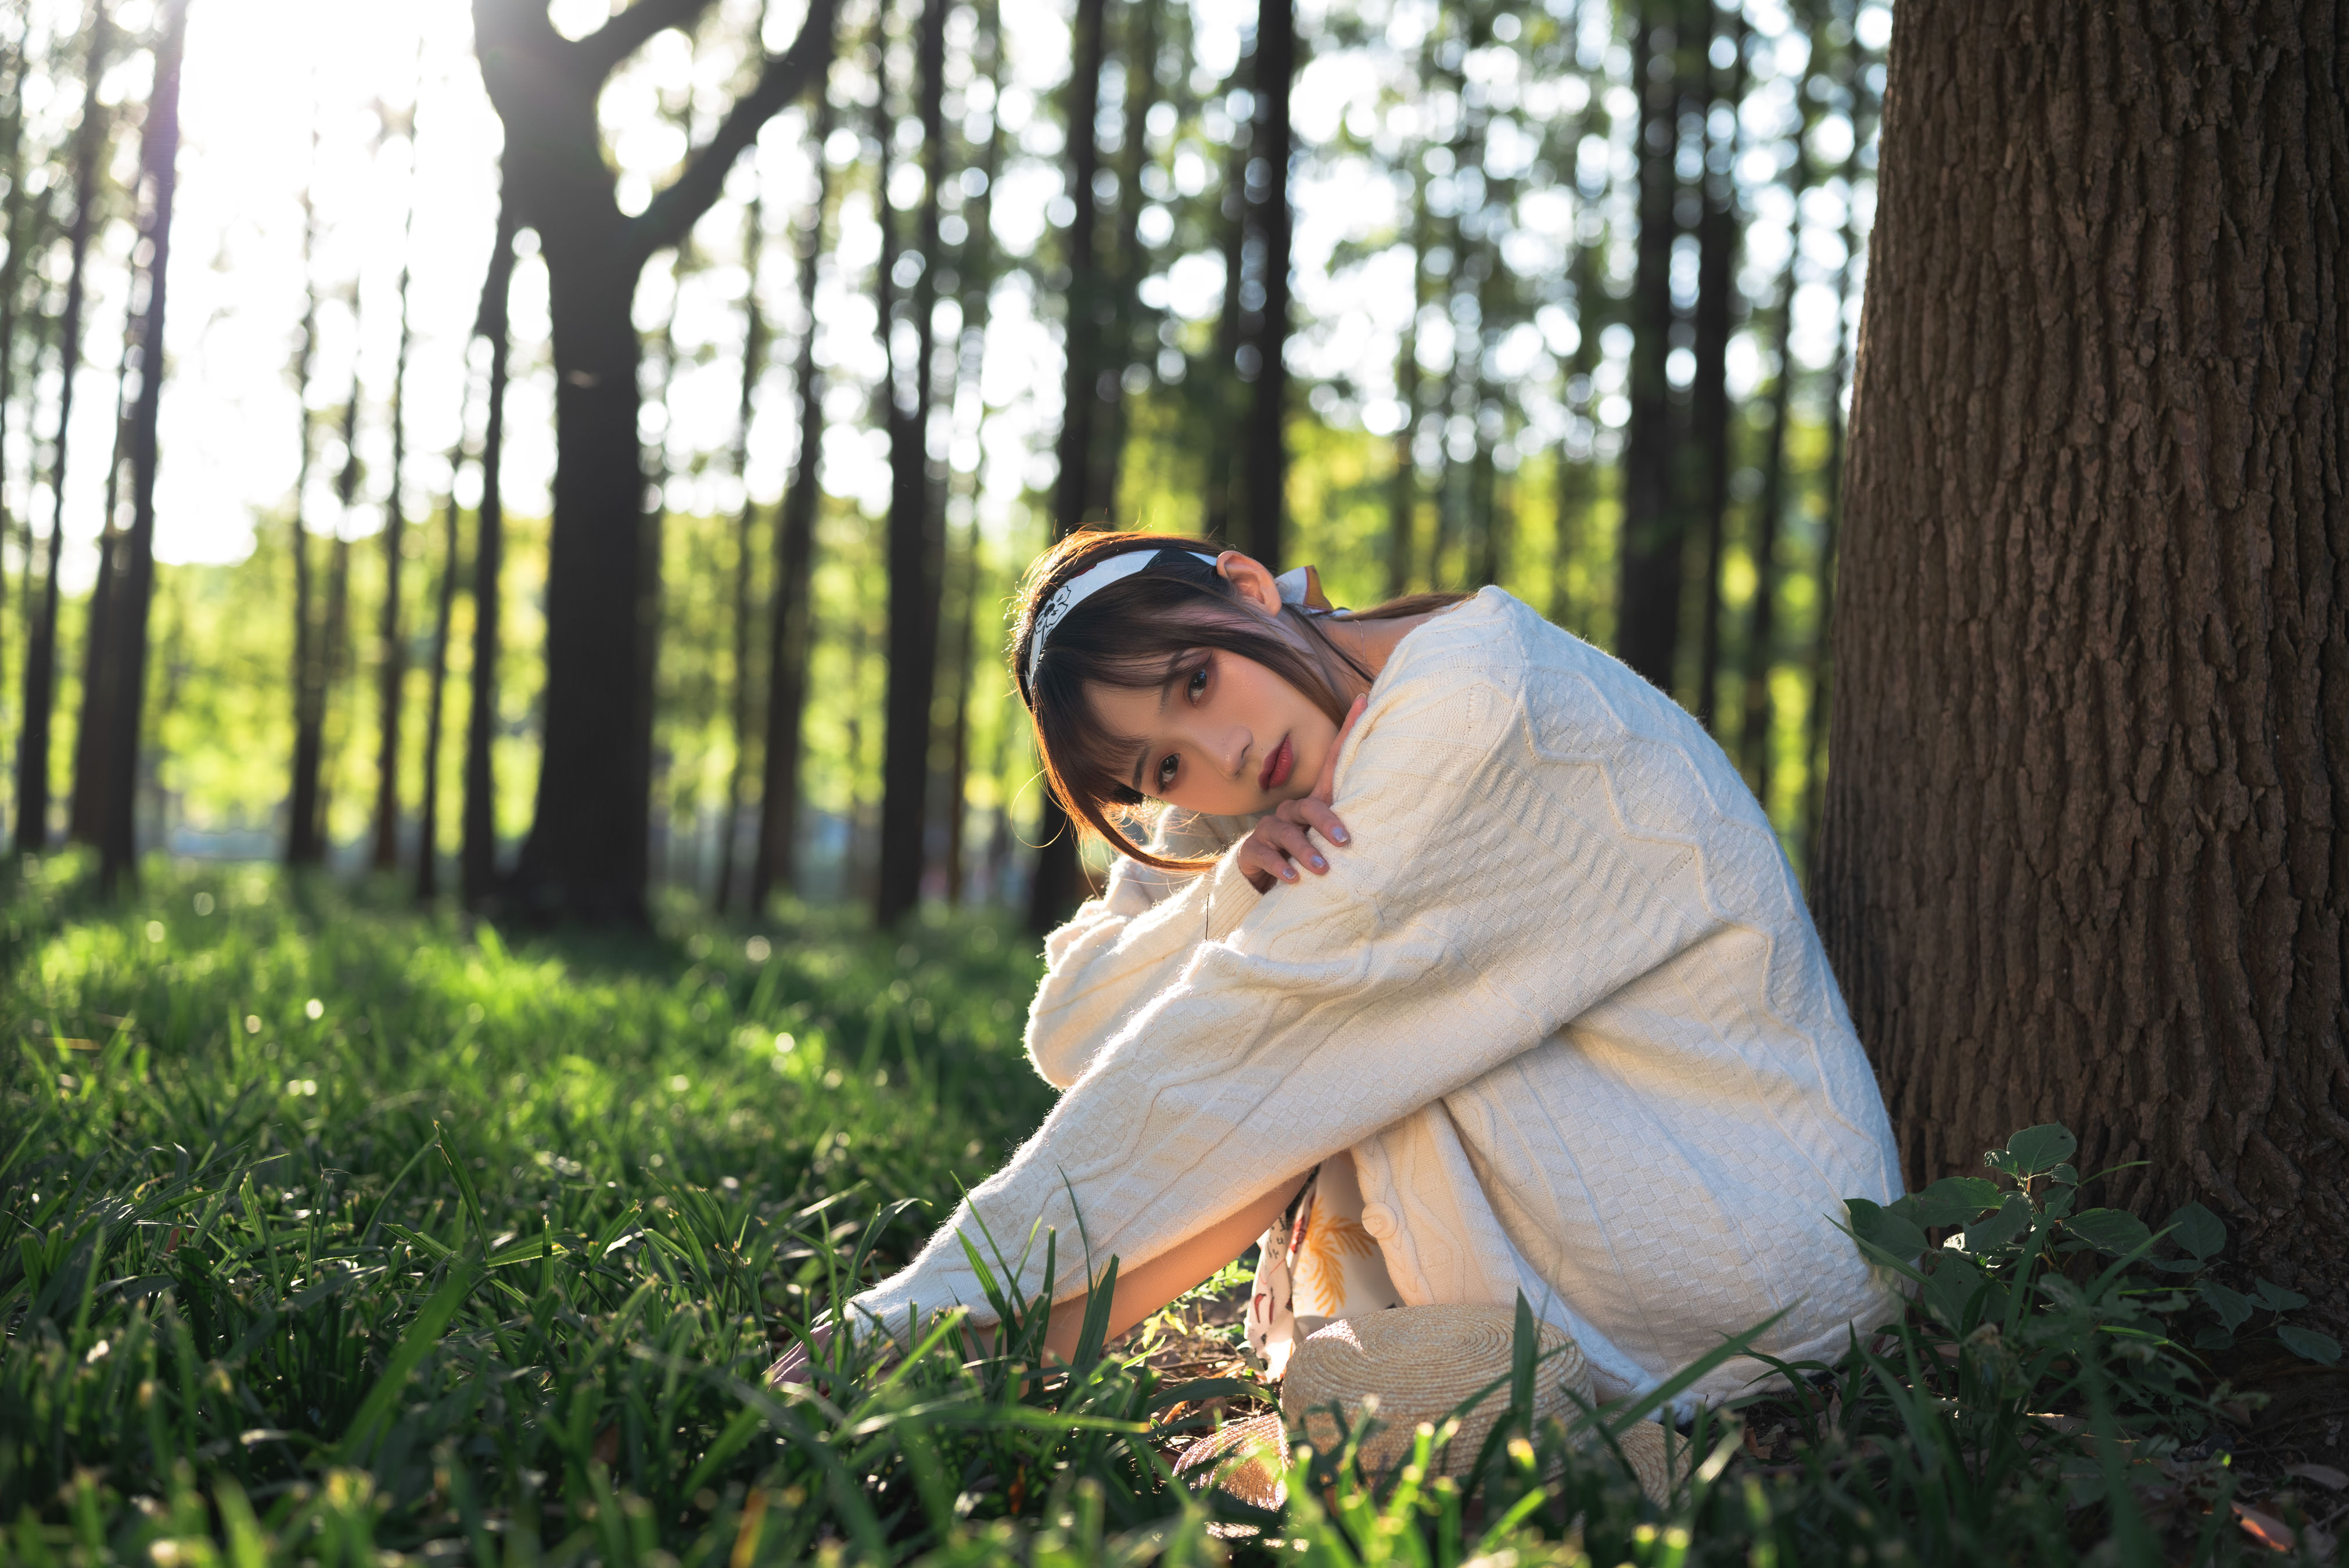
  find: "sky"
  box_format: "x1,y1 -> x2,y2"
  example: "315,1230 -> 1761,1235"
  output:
5,0 -> 1883,588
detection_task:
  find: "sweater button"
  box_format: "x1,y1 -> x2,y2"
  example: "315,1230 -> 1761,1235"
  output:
1360,1202 -> 1397,1240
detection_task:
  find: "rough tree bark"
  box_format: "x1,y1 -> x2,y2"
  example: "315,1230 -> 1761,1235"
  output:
875,0 -> 949,928
751,96 -> 832,913
472,0 -> 836,923
94,0 -> 185,891
16,2 -> 110,857
1816,2 -> 2348,1307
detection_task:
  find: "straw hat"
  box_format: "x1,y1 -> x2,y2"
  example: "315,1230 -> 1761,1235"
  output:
1176,1306 -> 1677,1508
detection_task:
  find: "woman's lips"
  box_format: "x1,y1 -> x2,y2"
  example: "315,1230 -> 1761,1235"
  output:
1259,734 -> 1294,792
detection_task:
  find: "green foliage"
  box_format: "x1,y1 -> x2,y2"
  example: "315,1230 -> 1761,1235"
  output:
3,868 -> 2335,1565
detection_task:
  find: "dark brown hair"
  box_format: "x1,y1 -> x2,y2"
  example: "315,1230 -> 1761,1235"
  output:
1012,529 -> 1466,871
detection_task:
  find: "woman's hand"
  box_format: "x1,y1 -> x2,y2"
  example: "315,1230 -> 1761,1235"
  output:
1239,695 -> 1367,894
766,1323 -> 832,1386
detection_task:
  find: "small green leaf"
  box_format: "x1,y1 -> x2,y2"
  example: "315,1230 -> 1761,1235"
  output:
1847,1198 -> 1927,1259
2251,1278 -> 2308,1313
1921,1251 -> 1988,1330
2276,1325 -> 2341,1366
2065,1208 -> 2152,1257
2003,1124 -> 2078,1177
1964,1194 -> 2033,1254
1910,1177 -> 2001,1229
2050,1164 -> 2078,1186
2040,1186 -> 2076,1221
2197,1279 -> 2254,1332
2165,1202 -> 2226,1261
2192,1326 -> 2235,1351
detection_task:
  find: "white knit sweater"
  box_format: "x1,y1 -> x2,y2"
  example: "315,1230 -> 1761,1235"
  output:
852,588 -> 1904,1405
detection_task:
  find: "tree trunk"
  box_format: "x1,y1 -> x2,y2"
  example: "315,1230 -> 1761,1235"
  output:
461,200 -> 517,907
415,466 -> 463,902
95,0 -> 185,892
371,125 -> 418,874
1387,157 -> 1423,600
714,189 -> 766,915
875,0 -> 950,928
1689,15 -> 1743,733
1815,1 -> 2349,1307
473,0 -> 836,924
1238,0 -> 1291,571
316,365 -> 363,854
69,315 -> 135,847
1614,2 -> 1683,693
16,2 -> 110,858
1028,0 -> 1112,935
0,20 -> 34,697
284,156 -> 331,865
752,96 -> 834,914
1737,250 -> 1799,794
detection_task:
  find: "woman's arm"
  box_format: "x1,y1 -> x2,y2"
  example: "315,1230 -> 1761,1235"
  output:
1025,809 -> 1254,1088
1040,1172 -> 1307,1361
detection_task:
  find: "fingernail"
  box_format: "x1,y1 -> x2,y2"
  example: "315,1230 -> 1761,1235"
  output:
1329,826 -> 1349,844
1282,866 -> 1297,881
1310,855 -> 1327,871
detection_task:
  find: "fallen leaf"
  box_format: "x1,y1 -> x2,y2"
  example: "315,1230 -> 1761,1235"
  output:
2233,1503 -> 2294,1551
2284,1462 -> 2347,1491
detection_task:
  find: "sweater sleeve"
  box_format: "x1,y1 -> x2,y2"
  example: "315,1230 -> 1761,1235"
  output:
850,601 -> 1733,1337
1024,810 -> 1259,1089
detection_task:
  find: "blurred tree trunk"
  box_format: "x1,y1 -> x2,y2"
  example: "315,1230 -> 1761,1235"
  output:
1551,214 -> 1604,630
1689,14 -> 1743,733
0,17 -> 30,689
319,368 -> 361,850
94,0 -> 185,891
415,452 -> 464,902
285,175 -> 328,866
16,2 -> 110,858
875,0 -> 949,928
461,200 -> 516,907
67,322 -> 131,846
714,189 -> 766,915
371,110 -> 418,875
752,96 -> 833,913
1238,0 -> 1290,571
1201,49 -> 1250,545
1737,234 -> 1801,794
1614,2 -> 1683,692
1097,0 -> 1160,513
943,0 -> 1004,908
472,0 -> 836,925
1816,2 -> 2348,1307
1028,0 -> 1111,936
1387,148 -> 1423,599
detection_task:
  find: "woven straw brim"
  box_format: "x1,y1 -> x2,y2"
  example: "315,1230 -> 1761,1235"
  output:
1279,1306 -> 1592,1479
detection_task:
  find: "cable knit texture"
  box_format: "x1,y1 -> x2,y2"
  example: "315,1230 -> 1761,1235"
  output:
852,588 -> 1905,1406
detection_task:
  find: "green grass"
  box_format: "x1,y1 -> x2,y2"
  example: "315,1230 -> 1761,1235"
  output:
3,857 -> 2340,1567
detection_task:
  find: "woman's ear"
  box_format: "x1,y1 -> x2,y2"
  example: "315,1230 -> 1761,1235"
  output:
1213,551 -> 1284,618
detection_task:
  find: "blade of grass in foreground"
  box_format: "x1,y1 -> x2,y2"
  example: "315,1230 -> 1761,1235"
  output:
335,1257 -> 479,1465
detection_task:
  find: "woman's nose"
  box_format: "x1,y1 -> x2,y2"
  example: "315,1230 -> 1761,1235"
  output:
1217,729 -> 1250,779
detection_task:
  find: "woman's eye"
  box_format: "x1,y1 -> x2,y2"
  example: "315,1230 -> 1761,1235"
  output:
1186,666 -> 1209,702
1156,753 -> 1179,789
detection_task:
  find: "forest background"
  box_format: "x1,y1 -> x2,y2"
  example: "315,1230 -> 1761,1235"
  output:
0,0 -> 1884,925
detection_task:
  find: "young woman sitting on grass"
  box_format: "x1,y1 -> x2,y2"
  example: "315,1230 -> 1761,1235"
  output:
778,529 -> 1904,1415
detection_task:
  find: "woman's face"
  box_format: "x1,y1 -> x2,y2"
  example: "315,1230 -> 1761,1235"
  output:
1084,644 -> 1338,817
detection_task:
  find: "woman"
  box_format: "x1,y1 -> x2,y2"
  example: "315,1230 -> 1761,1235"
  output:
797,530 -> 1903,1412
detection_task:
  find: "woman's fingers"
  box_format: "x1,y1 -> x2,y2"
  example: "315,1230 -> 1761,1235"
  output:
1239,818 -> 1328,889
1281,796 -> 1350,847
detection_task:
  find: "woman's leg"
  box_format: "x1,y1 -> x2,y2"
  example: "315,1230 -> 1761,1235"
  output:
1041,1171 -> 1312,1363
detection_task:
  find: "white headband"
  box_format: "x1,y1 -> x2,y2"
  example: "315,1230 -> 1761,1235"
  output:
1024,549 -> 1315,688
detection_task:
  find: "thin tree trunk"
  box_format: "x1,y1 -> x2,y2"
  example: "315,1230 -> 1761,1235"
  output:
1096,0 -> 1159,515
69,328 -> 133,845
95,0 -> 185,892
16,2 -> 111,857
942,2 -> 1002,908
1028,0 -> 1112,935
875,0 -> 950,927
285,164 -> 326,865
371,101 -> 419,874
1815,1 -> 2349,1307
461,199 -> 518,906
1387,167 -> 1422,600
1737,250 -> 1800,794
415,448 -> 464,902
319,375 -> 361,851
0,15 -> 33,706
1614,2 -> 1683,692
1201,59 -> 1251,545
1239,0 -> 1291,571
1689,13 -> 1743,732
752,95 -> 834,913
714,190 -> 767,915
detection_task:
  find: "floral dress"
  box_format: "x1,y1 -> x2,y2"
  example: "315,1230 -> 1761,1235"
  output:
1244,1153 -> 1402,1378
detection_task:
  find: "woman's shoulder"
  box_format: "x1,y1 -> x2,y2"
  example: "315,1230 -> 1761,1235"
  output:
1373,588 -> 1564,703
